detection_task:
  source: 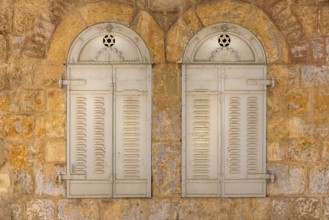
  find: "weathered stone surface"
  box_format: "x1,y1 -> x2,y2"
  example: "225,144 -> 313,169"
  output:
35,165 -> 65,196
45,140 -> 65,163
301,65 -> 329,86
152,144 -> 181,197
0,173 -> 11,194
134,11 -> 165,63
166,9 -> 202,62
310,165 -> 329,194
0,197 -> 11,220
272,198 -> 295,220
33,64 -> 65,88
178,199 -> 223,219
293,6 -> 318,37
286,138 -> 320,162
295,198 -> 321,219
297,0 -> 327,4
13,7 -> 38,35
21,90 -> 45,112
267,139 -> 285,162
267,165 -> 306,195
283,88 -> 309,114
311,38 -> 325,61
267,116 -> 289,139
322,140 -> 329,162
267,87 -> 283,114
9,144 -> 42,170
268,65 -> 300,86
26,199 -> 54,220
320,6 -> 329,35
0,4 -> 13,33
148,0 -> 186,12
0,35 -> 7,63
79,2 -> 135,26
58,199 -> 100,219
152,64 -> 180,98
0,92 -> 20,113
35,114 -> 65,138
46,89 -> 65,112
14,170 -> 34,195
11,203 -> 24,220
323,197 -> 329,219
314,89 -> 329,114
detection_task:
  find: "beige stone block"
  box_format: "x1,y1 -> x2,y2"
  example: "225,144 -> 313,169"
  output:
0,92 -> 20,113
283,88 -> 309,114
44,114 -> 66,138
9,145 -> 32,170
152,64 -> 180,98
295,198 -> 321,219
0,5 -> 13,33
310,165 -> 329,194
268,65 -> 300,86
14,170 -> 33,195
33,64 -> 65,88
314,90 -> 329,114
166,9 -> 202,62
267,165 -> 306,195
267,139 -> 285,161
292,6 -> 318,37
79,2 -> 135,27
12,6 -> 37,35
286,138 -> 320,162
320,6 -> 329,35
267,116 -> 289,139
26,200 -> 55,220
0,35 -> 7,63
20,90 -> 45,112
46,10 -> 87,64
267,87 -> 283,114
322,140 -> 329,162
35,165 -> 65,196
272,198 -> 295,219
0,174 -> 10,194
46,89 -> 65,112
45,140 -> 65,163
5,115 -> 34,139
134,11 -> 165,63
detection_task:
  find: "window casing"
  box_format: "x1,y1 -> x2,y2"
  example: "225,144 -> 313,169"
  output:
182,23 -> 272,197
60,23 -> 152,198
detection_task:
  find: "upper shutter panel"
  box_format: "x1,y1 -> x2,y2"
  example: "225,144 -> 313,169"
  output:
113,65 -> 151,198
183,66 -> 221,197
222,66 -> 266,197
67,65 -> 113,198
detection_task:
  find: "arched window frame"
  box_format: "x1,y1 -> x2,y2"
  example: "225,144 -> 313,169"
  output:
59,23 -> 152,198
182,23 -> 274,198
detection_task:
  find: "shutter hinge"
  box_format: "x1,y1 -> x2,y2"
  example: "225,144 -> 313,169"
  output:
58,78 -> 86,88
246,172 -> 275,183
58,172 -> 86,184
247,78 -> 275,88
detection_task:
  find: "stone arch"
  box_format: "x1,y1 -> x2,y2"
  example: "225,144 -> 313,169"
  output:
167,0 -> 290,64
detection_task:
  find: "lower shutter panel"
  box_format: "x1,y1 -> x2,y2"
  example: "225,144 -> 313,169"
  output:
223,93 -> 266,197
113,66 -> 151,197
68,91 -> 113,198
184,92 -> 220,197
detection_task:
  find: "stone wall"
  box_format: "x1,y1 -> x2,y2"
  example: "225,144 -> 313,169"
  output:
0,0 -> 329,219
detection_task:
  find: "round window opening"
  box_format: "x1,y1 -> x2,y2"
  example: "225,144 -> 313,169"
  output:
218,34 -> 231,47
103,35 -> 115,47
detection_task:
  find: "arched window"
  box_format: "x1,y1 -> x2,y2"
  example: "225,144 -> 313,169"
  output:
182,23 -> 274,197
59,23 -> 152,198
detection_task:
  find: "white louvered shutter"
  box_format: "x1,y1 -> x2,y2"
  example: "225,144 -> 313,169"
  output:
222,65 -> 267,197
67,65 -> 113,198
113,65 -> 151,197
183,65 -> 221,197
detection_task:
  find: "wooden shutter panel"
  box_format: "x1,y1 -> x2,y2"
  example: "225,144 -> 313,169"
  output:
222,66 -> 266,197
183,66 -> 221,197
67,65 -> 113,198
113,65 -> 151,197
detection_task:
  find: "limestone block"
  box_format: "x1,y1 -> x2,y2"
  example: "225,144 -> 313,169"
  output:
79,2 -> 135,26
33,64 -> 65,88
148,0 -> 185,12
11,203 -> 24,220
119,200 -> 151,219
314,89 -> 329,114
152,144 -> 181,197
267,116 -> 289,139
268,65 -> 300,86
310,165 -> 329,194
267,139 -> 285,162
283,88 -> 309,114
46,11 -> 86,64
152,98 -> 181,142
0,92 -> 20,113
35,165 -> 65,196
5,115 -> 34,139
297,0 -> 327,4
46,89 -> 65,112
76,200 -> 100,219
267,165 -> 306,195
0,5 -> 13,33
292,6 -> 318,37
322,140 -> 329,162
286,138 -> 320,162
12,6 -> 38,35
20,90 -> 45,112
320,6 -> 329,35
35,114 -> 65,138
0,197 -> 11,220
311,38 -> 325,61
0,140 -> 5,169
267,87 -> 283,114
178,199 -> 222,219
0,66 -> 6,90
149,199 -> 171,220
0,174 -> 10,194
323,197 -> 329,219
45,140 -> 65,163
301,65 -> 329,86
271,198 -> 295,219
26,200 -> 55,220
152,64 -> 181,98
295,198 -> 321,219
9,144 -> 42,170
14,170 -> 33,195
166,9 -> 202,62
134,11 -> 165,63
58,200 -> 100,220
0,35 -> 7,63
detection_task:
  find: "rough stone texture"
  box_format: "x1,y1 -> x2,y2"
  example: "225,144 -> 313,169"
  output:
310,165 -> 329,194
26,200 -> 55,220
293,6 -> 318,37
46,89 -> 65,112
134,11 -> 165,63
312,38 -> 325,61
301,65 -> 329,86
14,170 -> 34,195
58,199 -> 100,219
283,88 -> 309,114
320,6 -> 329,35
0,197 -> 12,220
45,140 -> 65,163
35,165 -> 65,196
295,198 -> 321,219
272,198 -> 295,220
267,165 -> 306,195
